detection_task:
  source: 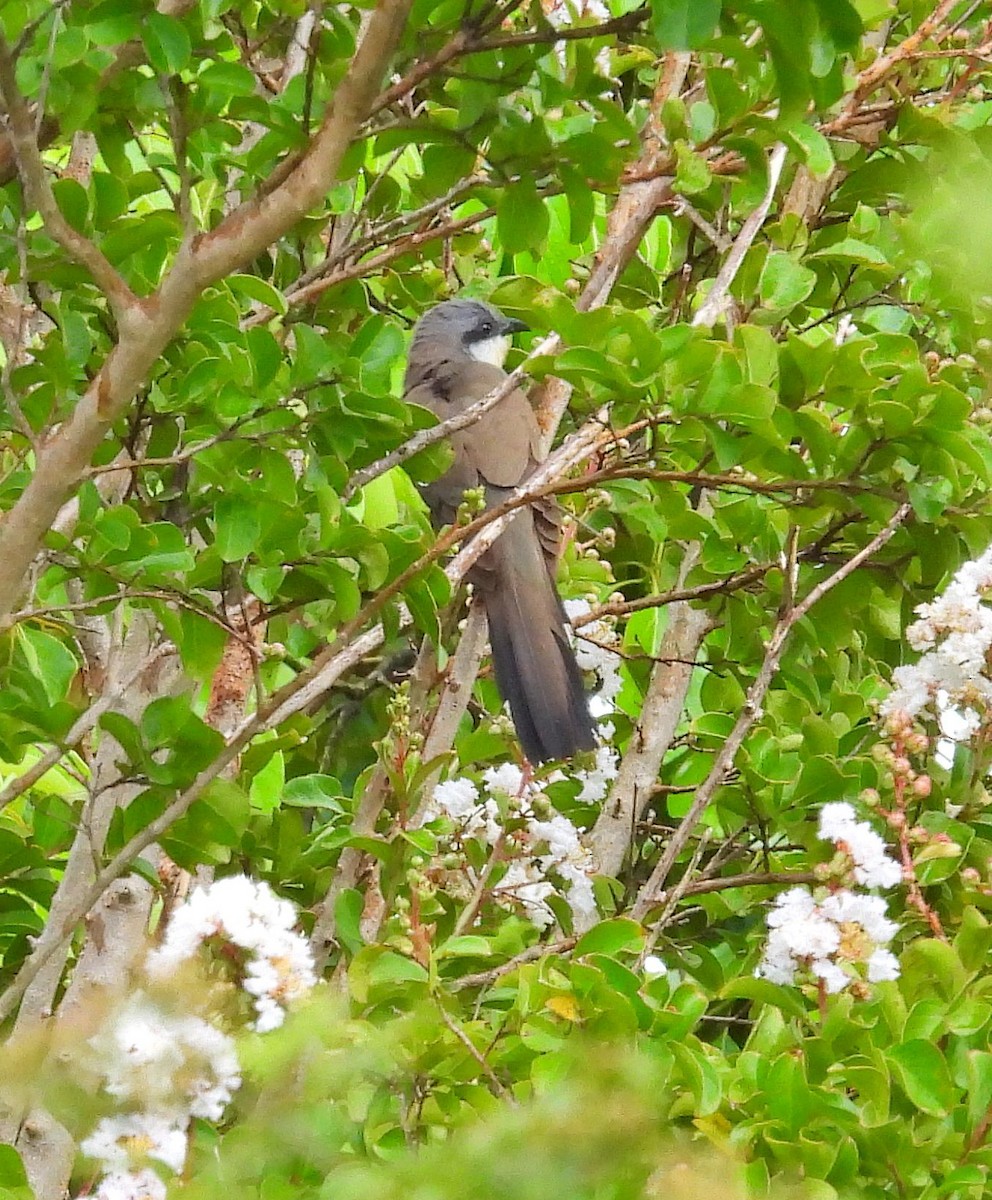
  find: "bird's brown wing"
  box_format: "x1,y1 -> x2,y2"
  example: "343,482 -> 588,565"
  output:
406,357 -> 561,565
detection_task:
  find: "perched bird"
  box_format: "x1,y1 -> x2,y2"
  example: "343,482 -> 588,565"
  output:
404,298 -> 597,763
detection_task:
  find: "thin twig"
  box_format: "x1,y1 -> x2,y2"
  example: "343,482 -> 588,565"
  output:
448,936 -> 578,990
435,1002 -> 515,1101
659,868 -> 820,901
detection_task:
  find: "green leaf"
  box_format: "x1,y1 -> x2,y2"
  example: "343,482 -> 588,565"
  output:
143,12 -> 191,73
227,275 -> 288,316
497,182 -> 549,255
282,775 -> 345,810
16,626 -> 78,706
868,585 -> 902,640
62,310 -> 92,368
198,61 -> 258,96
719,977 -> 808,1019
561,164 -> 595,245
574,919 -> 644,958
215,496 -> 261,561
908,477 -> 954,522
764,1051 -> 814,1134
249,750 -> 285,813
812,0 -> 863,50
438,935 -> 494,958
334,888 -> 365,955
900,939 -> 969,1001
964,1051 -> 992,1138
175,609 -> 228,680
809,238 -> 889,266
246,565 -> 285,603
758,253 -> 816,310
706,383 -> 777,424
674,140 -> 712,195
955,907 -> 992,973
671,1040 -> 722,1116
0,1144 -> 29,1191
51,178 -> 88,232
783,124 -> 834,179
651,0 -> 721,49
886,1040 -> 957,1116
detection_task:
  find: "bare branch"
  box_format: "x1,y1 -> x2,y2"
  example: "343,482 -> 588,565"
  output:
666,868 -> 820,900
691,142 -> 787,329
838,0 -> 961,118
589,601 -> 713,879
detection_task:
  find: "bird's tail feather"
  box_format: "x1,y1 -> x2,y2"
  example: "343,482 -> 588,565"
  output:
482,517 -> 597,763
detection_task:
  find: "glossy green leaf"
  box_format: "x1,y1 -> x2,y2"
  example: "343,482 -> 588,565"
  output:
498,182 -> 550,254
651,0 -> 721,49
886,1040 -> 957,1116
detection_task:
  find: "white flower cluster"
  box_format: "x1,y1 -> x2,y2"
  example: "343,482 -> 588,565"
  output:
882,548 -> 992,727
756,887 -> 900,994
818,802 -> 902,888
84,992 -> 242,1122
146,875 -> 317,1033
756,802 -> 902,994
427,763 -> 599,930
82,1112 -> 187,1175
80,992 -> 242,1195
92,1168 -> 169,1200
79,877 -> 315,1200
563,598 -> 624,723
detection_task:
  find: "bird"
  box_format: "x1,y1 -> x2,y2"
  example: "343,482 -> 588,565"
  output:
404,298 -> 597,763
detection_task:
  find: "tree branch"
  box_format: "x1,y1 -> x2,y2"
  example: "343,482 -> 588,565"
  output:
0,0 -> 413,624
691,142 -> 787,329
0,32 -> 137,325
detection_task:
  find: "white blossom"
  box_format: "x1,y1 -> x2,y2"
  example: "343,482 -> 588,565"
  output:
867,948 -> 901,982
756,884 -> 900,994
573,745 -> 619,804
147,876 -> 317,1033
642,955 -> 667,979
93,1169 -> 167,1200
817,801 -> 858,841
811,958 -> 850,994
495,860 -> 556,929
82,1113 -> 188,1174
426,768 -> 599,931
482,762 -> 525,797
882,547 -> 992,725
86,993 -> 241,1121
563,599 -> 623,721
432,778 -> 480,819
817,803 -> 902,889
819,890 -> 899,943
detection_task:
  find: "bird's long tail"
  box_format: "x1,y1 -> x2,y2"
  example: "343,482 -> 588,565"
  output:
480,512 -> 597,763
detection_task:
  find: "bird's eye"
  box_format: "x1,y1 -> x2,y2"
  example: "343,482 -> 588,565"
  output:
480,321 -> 493,334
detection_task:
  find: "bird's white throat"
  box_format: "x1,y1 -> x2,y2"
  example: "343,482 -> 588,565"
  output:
467,333 -> 511,368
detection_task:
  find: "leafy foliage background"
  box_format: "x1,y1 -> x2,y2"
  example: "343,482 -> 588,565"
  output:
1,0 -> 992,1197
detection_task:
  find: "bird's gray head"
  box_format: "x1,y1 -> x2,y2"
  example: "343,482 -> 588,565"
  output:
410,299 -> 527,368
